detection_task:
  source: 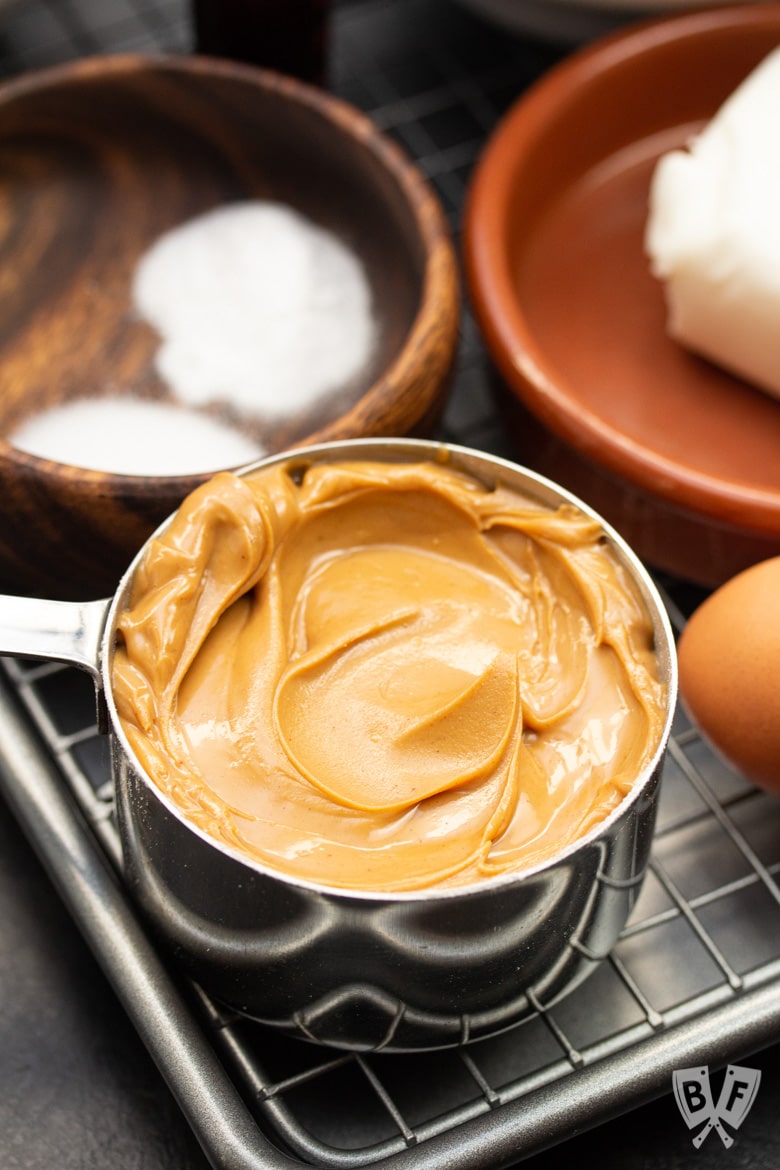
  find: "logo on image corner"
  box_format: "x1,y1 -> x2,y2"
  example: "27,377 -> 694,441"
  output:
673,1064 -> 761,1149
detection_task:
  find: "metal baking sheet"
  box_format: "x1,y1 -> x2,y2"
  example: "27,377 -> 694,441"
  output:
4,607 -> 780,1170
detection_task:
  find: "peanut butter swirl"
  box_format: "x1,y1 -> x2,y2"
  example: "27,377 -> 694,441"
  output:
111,460 -> 666,892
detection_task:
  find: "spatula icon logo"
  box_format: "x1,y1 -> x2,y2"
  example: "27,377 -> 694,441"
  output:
673,1065 -> 761,1148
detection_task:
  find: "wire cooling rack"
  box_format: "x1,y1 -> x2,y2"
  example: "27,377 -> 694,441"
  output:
3,1 -> 780,1167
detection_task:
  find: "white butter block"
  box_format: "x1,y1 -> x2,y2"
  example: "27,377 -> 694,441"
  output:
645,47 -> 780,397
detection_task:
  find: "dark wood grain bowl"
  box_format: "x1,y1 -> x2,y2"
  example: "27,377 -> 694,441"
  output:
0,54 -> 459,600
465,4 -> 780,588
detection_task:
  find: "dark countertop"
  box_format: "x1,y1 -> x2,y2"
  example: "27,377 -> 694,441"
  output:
2,1 -> 780,1167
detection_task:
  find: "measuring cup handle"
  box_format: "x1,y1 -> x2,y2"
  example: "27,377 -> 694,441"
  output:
0,594 -> 110,684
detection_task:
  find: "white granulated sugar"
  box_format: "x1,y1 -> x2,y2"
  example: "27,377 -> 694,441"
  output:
132,201 -> 377,419
9,397 -> 265,476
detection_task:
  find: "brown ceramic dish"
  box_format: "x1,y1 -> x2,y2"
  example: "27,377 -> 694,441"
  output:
465,4 -> 780,587
0,54 -> 459,599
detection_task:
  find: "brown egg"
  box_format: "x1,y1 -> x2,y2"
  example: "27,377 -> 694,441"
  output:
678,556 -> 780,790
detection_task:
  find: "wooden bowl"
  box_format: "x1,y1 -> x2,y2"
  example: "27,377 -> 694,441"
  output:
0,54 -> 459,599
464,4 -> 780,587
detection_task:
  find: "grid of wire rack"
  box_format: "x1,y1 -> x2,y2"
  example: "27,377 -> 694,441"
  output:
2,1 -> 780,1167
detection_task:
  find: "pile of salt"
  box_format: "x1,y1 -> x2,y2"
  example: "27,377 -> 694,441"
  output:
9,398 -> 264,476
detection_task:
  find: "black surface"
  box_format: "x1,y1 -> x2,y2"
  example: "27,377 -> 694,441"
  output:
2,0 -> 780,1167
4,775 -> 780,1170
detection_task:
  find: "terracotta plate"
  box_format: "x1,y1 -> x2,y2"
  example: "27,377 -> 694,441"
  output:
0,55 -> 458,599
465,4 -> 780,585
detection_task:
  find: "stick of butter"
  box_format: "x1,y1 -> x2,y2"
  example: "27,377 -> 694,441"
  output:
645,47 -> 780,397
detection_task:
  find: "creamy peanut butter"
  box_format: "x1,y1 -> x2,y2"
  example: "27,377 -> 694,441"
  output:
111,459 -> 666,892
